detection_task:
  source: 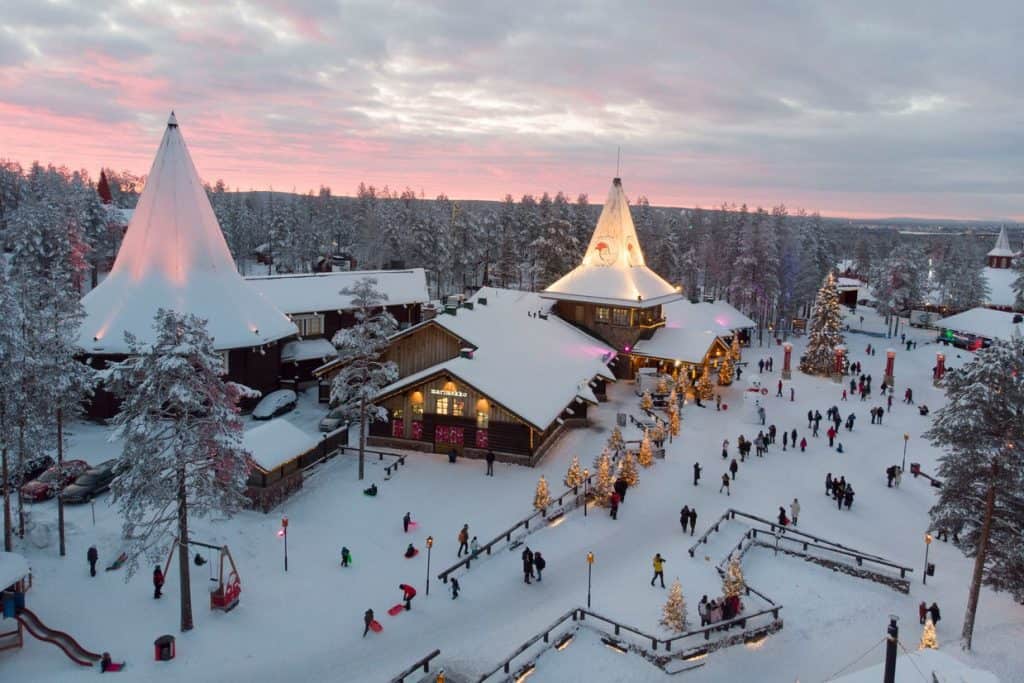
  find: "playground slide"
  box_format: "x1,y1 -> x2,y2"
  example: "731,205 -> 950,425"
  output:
15,607 -> 102,667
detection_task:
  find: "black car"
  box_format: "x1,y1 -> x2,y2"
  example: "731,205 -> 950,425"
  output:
61,459 -> 119,504
8,455 -> 55,489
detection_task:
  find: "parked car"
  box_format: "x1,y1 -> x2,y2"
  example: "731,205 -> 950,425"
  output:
319,407 -> 347,432
20,460 -> 89,502
252,389 -> 298,420
7,455 -> 55,489
61,459 -> 120,504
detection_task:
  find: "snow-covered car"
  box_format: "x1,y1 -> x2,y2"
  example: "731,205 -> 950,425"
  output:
20,460 -> 89,502
8,455 -> 55,489
319,407 -> 347,432
252,390 -> 298,420
61,459 -> 120,504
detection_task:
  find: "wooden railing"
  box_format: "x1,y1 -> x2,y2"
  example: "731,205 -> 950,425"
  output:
389,649 -> 441,683
337,445 -> 408,478
576,609 -> 662,650
660,605 -> 783,651
476,609 -> 579,680
437,475 -> 594,584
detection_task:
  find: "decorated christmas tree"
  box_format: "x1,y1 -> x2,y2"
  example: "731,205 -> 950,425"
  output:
722,555 -> 746,598
668,388 -> 678,408
718,356 -> 734,385
656,376 -> 669,394
919,618 -> 938,650
675,372 -> 692,399
800,273 -> 845,376
641,391 -> 654,411
638,431 -> 654,468
669,406 -> 680,438
607,427 -> 626,454
696,365 -> 714,400
660,578 -> 688,632
564,454 -> 586,488
533,476 -> 551,511
592,448 -> 615,505
731,335 -> 741,360
618,450 -> 640,487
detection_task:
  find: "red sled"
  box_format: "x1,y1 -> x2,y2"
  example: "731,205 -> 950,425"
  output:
408,521 -> 419,530
404,549 -> 420,558
722,404 -> 728,411
387,604 -> 405,616
369,620 -> 383,633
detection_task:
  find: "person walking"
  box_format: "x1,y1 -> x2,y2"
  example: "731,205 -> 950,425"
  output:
729,458 -> 738,480
403,512 -> 412,533
777,380 -> 783,397
790,387 -> 795,402
928,602 -> 941,625
800,437 -> 807,452
451,577 -> 461,599
87,546 -> 99,577
651,553 -> 666,588
894,467 -> 902,488
534,551 -> 546,581
790,498 -> 800,526
486,450 -> 495,476
341,546 -> 352,567
680,506 -> 690,532
153,565 -> 164,599
716,394 -> 722,411
400,583 -> 417,610
720,473 -> 731,496
782,431 -> 788,451
887,394 -> 893,412
522,549 -> 533,584
693,462 -> 702,486
688,508 -> 697,536
698,595 -> 710,626
791,428 -> 797,445
721,439 -> 729,460
827,426 -> 836,448
843,486 -> 854,510
614,476 -> 628,503
918,601 -> 928,625
768,424 -> 777,444
457,524 -> 470,557
825,472 -> 833,495
778,506 -> 789,526
886,466 -> 895,487
807,410 -> 814,429
610,491 -> 621,520
363,608 -> 375,637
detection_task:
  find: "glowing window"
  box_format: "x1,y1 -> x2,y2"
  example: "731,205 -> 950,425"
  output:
452,398 -> 465,417
435,396 -> 449,415
292,314 -> 324,337
612,308 -> 630,326
596,307 -> 611,323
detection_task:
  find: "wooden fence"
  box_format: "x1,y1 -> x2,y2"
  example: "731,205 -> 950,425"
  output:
389,649 -> 441,683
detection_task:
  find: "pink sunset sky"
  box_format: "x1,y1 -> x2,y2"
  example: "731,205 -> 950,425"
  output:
0,1 -> 1021,220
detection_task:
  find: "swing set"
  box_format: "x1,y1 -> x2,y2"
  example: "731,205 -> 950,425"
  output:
163,538 -> 242,612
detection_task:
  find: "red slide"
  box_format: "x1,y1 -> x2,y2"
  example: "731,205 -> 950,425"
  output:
15,607 -> 102,667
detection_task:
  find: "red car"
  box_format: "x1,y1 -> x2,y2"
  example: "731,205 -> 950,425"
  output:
20,460 -> 89,502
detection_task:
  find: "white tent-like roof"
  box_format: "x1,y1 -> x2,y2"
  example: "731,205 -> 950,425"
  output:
542,178 -> 682,308
79,113 -> 297,354
988,225 -> 1016,258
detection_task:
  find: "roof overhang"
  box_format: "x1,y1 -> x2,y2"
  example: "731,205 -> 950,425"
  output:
538,290 -> 684,309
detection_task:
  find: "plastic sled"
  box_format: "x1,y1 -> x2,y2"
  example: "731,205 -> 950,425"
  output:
369,620 -> 383,633
408,521 -> 419,530
404,549 -> 419,558
722,404 -> 728,411
387,604 -> 405,616
105,552 -> 128,571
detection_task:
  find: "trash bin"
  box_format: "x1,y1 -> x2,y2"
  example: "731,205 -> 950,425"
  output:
154,635 -> 175,661
926,563 -> 936,577
617,413 -> 627,427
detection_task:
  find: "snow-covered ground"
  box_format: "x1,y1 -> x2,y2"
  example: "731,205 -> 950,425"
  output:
3,307 -> 1021,682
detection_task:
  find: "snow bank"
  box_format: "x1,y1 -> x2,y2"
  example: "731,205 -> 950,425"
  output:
0,551 -> 30,589
833,648 -> 999,683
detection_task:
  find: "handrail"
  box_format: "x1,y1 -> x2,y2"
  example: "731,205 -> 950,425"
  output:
576,608 -> 662,650
437,475 -> 594,584
661,605 -> 783,650
477,609 -> 579,681
389,648 -> 441,683
748,528 -> 913,576
687,509 -> 735,557
727,510 -> 892,563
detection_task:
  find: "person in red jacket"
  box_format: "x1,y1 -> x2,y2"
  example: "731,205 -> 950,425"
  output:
400,583 -> 417,610
609,491 -> 621,520
827,426 -> 837,448
152,566 -> 164,599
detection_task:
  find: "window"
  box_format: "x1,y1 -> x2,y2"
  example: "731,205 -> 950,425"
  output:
596,307 -> 611,323
612,308 -> 630,326
452,398 -> 465,417
292,314 -> 324,337
435,396 -> 449,415
476,411 -> 489,429
393,408 -> 403,419
411,392 -> 424,416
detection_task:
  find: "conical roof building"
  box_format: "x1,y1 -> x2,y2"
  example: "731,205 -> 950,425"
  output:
986,225 -> 1017,268
80,113 -> 296,354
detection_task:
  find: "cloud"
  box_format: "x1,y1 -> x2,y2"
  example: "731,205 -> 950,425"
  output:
0,0 -> 1020,219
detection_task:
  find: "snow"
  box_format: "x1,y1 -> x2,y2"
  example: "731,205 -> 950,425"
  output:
982,267 -> 1019,309
694,300 -> 757,331
0,551 -> 30,589
5,305 -> 1024,683
378,287 -> 615,430
280,338 -> 337,364
633,300 -> 753,363
243,419 -> 320,472
246,268 -> 429,315
934,307 -> 1023,342
78,114 -> 297,353
833,648 -> 999,683
543,178 -> 682,308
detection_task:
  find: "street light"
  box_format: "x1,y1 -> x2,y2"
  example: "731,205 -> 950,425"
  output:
583,469 -> 590,517
426,536 -> 434,596
281,516 -> 289,572
902,434 -> 910,472
586,552 -> 594,608
923,533 -> 932,585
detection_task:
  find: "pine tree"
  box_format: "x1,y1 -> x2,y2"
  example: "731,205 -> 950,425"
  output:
669,406 -> 680,438
731,335 -> 741,360
722,555 -> 746,598
564,455 -> 585,488
105,310 -> 251,632
607,427 -> 625,454
638,431 -> 654,468
676,372 -> 693,399
870,243 -> 927,319
619,450 -> 639,487
718,356 -> 734,385
592,448 -> 614,505
0,264 -> 27,551
660,578 -> 688,632
919,618 -> 938,650
641,391 -> 653,411
923,336 -> 1024,649
668,388 -> 678,408
656,376 -> 669,394
330,277 -> 399,480
1012,255 -> 1024,311
800,273 -> 845,376
696,365 -> 713,400
533,476 -> 551,511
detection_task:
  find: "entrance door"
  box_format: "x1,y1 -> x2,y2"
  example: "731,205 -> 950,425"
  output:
434,424 -> 465,456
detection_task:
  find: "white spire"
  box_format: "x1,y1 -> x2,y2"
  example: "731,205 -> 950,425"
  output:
988,225 -> 1014,257
79,114 -> 296,352
581,177 -> 647,268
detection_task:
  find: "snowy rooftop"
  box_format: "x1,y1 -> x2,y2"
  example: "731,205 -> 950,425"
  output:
243,419 -> 320,472
837,277 -> 864,290
935,307 -> 1024,341
833,648 -> 999,683
79,113 -> 297,353
281,338 -> 337,364
542,178 -> 682,308
247,269 -> 429,315
0,551 -> 30,589
987,225 -> 1017,257
692,300 -> 757,330
633,299 -> 733,363
378,287 -> 615,430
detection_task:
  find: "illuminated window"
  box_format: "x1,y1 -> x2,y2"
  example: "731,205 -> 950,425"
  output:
393,408 -> 403,419
435,396 -> 449,414
411,391 -> 424,416
476,411 -> 489,429
612,308 -> 630,326
452,398 -> 465,417
596,307 -> 611,323
292,314 -> 324,337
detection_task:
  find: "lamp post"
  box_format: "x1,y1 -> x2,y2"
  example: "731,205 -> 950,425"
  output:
426,536 -> 434,596
923,533 -> 932,585
583,469 -> 590,517
586,552 -> 594,608
902,433 -> 910,472
281,516 -> 289,572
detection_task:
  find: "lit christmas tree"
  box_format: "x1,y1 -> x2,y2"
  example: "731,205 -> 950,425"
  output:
675,372 -> 692,400
638,431 -> 654,468
533,475 -> 551,511
668,388 -> 678,407
919,617 -> 938,650
731,335 -> 741,360
564,454 -> 586,488
607,427 -> 625,454
696,365 -> 714,400
641,391 -> 654,411
660,578 -> 688,632
800,273 -> 845,376
669,406 -> 681,438
618,450 -> 639,487
718,355 -> 734,385
656,376 -> 669,394
592,448 -> 615,505
722,555 -> 746,598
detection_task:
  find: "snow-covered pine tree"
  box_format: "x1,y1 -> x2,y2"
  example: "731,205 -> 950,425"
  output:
0,263 -> 26,551
1012,254 -> 1024,311
330,277 -> 399,480
923,336 -> 1024,649
919,618 -> 938,650
695,365 -> 714,400
722,555 -> 746,598
531,219 -> 579,289
641,391 -> 653,411
607,427 -> 625,454
718,356 -> 734,385
799,273 -> 844,376
104,310 -> 251,632
934,242 -> 989,312
533,476 -> 551,511
870,244 -> 927,320
638,431 -> 654,468
564,455 -> 585,488
618,450 -> 639,487
660,578 -> 688,632
592,448 -> 614,505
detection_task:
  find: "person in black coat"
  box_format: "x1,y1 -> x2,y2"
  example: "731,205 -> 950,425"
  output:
485,450 -> 495,476
729,459 -> 738,480
688,508 -> 697,536
522,555 -> 533,584
533,552 -> 546,581
680,506 -> 690,532
403,512 -> 412,533
87,546 -> 99,577
693,462 -> 702,486
363,608 -> 375,637
928,602 -> 941,624
614,477 -> 628,502
153,566 -> 164,599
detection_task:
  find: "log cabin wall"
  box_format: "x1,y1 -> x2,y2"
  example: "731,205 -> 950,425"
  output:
385,322 -> 463,379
